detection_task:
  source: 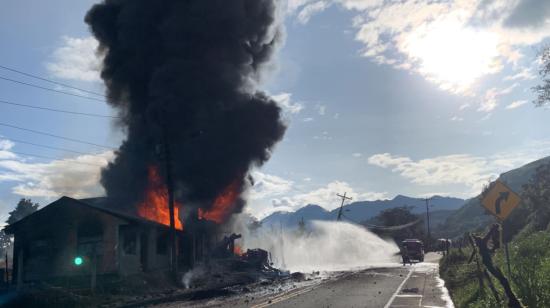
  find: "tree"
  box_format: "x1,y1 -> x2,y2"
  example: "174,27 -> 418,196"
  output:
0,199 -> 40,257
6,198 -> 39,225
533,46 -> 550,107
370,206 -> 424,244
521,163 -> 550,231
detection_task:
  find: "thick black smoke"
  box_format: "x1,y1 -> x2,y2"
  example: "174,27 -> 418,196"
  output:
85,0 -> 286,217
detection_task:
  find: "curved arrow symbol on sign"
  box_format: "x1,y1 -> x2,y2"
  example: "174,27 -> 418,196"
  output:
495,191 -> 510,215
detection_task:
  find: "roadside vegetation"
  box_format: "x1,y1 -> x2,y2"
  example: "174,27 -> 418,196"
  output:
440,127 -> 550,308
441,231 -> 550,307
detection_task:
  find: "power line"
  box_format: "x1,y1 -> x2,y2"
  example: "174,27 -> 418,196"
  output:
0,99 -> 119,119
340,212 -> 421,231
0,64 -> 106,98
8,151 -> 107,167
0,122 -> 116,150
2,137 -> 93,155
0,76 -> 107,103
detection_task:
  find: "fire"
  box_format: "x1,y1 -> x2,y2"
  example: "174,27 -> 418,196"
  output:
234,244 -> 244,256
137,166 -> 183,230
198,180 -> 241,224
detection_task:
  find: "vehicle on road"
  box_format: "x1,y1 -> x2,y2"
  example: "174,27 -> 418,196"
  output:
401,239 -> 424,264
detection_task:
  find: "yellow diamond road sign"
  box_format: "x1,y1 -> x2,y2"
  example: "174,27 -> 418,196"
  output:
481,180 -> 521,221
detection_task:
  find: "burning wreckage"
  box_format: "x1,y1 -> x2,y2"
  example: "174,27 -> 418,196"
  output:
5,191 -> 280,289
6,0 -> 290,292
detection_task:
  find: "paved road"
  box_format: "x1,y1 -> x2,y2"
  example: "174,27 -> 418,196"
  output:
157,253 -> 453,308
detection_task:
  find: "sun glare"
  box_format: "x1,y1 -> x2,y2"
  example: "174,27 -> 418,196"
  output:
404,19 -> 499,92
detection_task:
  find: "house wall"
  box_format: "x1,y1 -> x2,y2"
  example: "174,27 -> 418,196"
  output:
146,228 -> 170,271
10,199 -> 174,283
117,226 -> 171,276
16,203 -> 130,281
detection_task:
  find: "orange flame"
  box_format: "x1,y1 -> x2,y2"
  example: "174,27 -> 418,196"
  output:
234,245 -> 244,256
198,180 -> 241,224
137,166 -> 183,230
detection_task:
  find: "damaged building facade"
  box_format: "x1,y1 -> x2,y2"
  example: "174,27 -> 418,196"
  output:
4,196 -> 221,284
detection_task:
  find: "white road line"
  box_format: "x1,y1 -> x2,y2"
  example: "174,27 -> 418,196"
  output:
396,295 -> 423,298
384,268 -> 414,308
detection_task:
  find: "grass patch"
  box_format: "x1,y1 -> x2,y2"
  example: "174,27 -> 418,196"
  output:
440,231 -> 550,307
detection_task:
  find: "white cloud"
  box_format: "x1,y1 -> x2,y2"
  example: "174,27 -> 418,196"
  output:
287,0 -> 318,13
368,142 -> 550,196
0,139 -> 16,159
271,92 -> 304,114
246,170 -> 387,217
506,100 -> 528,109
0,139 -> 113,198
289,0 -> 550,96
303,117 -> 314,122
450,116 -> 464,121
504,67 -> 537,81
459,103 -> 471,110
249,171 -> 294,200
297,1 -> 331,24
316,104 -> 327,115
271,180 -> 387,211
337,0 -> 383,11
479,83 -> 518,112
352,152 -> 362,158
313,131 -> 332,140
46,36 -> 102,82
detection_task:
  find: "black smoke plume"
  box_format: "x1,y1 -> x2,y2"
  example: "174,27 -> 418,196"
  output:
85,0 -> 286,219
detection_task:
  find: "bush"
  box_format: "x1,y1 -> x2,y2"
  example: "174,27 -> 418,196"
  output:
442,231 -> 550,308
507,231 -> 550,307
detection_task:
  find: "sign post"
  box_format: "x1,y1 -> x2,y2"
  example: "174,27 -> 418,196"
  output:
481,180 -> 521,278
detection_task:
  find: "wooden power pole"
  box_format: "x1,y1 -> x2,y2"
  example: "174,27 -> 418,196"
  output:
425,197 -> 432,250
161,124 -> 178,279
336,192 -> 352,221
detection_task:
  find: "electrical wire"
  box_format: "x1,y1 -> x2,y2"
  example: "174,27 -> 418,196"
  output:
341,212 -> 421,231
1,137 -> 93,155
0,99 -> 118,119
0,122 -> 116,150
0,76 -> 107,103
0,64 -> 106,98
8,151 -> 107,167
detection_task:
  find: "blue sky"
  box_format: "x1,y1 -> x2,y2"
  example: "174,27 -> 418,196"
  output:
1,0 -> 550,221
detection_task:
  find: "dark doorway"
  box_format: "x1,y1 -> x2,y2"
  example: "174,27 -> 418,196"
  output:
140,233 -> 148,272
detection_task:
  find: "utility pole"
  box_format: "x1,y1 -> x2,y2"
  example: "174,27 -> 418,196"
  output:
425,197 -> 432,250
336,192 -> 352,221
161,123 -> 178,279
279,222 -> 286,269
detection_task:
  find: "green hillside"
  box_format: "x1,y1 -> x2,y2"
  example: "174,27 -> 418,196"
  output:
434,156 -> 550,239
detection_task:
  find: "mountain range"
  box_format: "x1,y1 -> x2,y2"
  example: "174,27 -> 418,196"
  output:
261,195 -> 465,229
261,155 -> 550,239
436,155 -> 550,239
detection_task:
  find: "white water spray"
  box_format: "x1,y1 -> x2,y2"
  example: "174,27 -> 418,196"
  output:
238,220 -> 400,272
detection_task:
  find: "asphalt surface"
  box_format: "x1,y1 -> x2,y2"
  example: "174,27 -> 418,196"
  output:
156,253 -> 453,308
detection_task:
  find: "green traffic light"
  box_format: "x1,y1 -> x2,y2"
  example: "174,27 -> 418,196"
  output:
74,256 -> 84,266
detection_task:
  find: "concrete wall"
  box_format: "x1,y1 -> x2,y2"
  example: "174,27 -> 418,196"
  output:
11,199 -> 173,283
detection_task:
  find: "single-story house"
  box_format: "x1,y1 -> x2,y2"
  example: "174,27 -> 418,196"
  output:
4,196 -> 187,284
